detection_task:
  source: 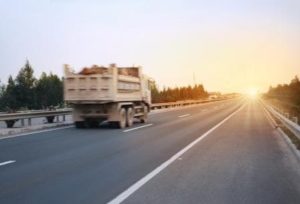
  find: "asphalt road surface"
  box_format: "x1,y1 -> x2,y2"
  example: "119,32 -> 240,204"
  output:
0,98 -> 300,204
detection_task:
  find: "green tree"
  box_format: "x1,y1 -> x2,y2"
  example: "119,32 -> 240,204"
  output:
0,60 -> 64,112
150,81 -> 161,103
150,82 -> 208,103
267,75 -> 300,106
0,80 -> 5,111
1,76 -> 18,112
35,72 -> 63,109
289,75 -> 300,105
14,60 -> 36,109
0,80 -> 4,99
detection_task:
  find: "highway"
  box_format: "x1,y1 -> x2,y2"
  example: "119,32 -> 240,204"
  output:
0,99 -> 300,204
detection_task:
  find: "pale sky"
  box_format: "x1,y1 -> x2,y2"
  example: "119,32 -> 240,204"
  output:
1,0 -> 300,93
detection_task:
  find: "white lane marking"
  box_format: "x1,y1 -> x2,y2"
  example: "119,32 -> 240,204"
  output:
123,124 -> 153,133
0,126 -> 74,140
178,114 -> 190,118
108,104 -> 245,204
0,160 -> 16,167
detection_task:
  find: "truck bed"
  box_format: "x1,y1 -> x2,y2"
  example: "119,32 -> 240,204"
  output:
64,64 -> 144,103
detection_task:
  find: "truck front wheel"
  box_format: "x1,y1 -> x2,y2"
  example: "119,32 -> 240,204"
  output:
140,106 -> 148,123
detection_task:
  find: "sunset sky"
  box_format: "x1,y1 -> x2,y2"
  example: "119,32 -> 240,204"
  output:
0,0 -> 300,93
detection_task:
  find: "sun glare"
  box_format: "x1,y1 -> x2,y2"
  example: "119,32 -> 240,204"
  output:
246,88 -> 258,99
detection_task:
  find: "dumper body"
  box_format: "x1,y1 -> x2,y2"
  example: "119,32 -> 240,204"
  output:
64,64 -> 151,128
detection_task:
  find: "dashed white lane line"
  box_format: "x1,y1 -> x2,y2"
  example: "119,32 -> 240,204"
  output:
123,124 -> 153,133
0,160 -> 16,167
108,104 -> 245,204
178,114 -> 191,118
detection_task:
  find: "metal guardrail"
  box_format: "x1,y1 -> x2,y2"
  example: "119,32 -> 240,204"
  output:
0,98 -> 232,128
0,109 -> 72,128
0,109 -> 72,121
150,98 -> 225,109
265,102 -> 300,140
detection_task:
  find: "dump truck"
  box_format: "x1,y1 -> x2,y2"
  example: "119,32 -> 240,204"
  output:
64,64 -> 151,128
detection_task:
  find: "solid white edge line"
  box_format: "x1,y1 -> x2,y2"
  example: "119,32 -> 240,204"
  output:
0,126 -> 74,140
123,124 -> 153,133
178,114 -> 191,118
108,104 -> 245,204
0,160 -> 16,167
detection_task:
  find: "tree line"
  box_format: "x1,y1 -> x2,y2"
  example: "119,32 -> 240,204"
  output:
0,60 -> 63,112
264,75 -> 300,123
266,76 -> 300,107
0,60 -> 210,112
150,82 -> 208,103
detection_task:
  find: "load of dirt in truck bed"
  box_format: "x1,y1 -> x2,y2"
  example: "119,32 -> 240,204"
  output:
78,65 -> 139,77
78,65 -> 108,75
118,67 -> 139,77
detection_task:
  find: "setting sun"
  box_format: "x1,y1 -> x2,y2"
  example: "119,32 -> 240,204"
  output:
246,88 -> 258,98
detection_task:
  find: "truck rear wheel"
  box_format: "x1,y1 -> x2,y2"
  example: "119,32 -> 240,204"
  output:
75,121 -> 85,128
126,107 -> 134,127
117,108 -> 126,129
88,120 -> 99,128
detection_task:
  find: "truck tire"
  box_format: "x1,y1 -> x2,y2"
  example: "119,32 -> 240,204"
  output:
140,106 -> 148,123
88,120 -> 99,128
117,108 -> 126,129
126,107 -> 134,127
75,121 -> 85,128
46,116 -> 55,123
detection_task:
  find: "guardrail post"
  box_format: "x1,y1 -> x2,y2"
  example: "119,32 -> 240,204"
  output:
292,116 -> 298,124
21,119 -> 25,127
63,115 -> 66,122
56,116 -> 60,122
28,118 -> 31,126
285,113 -> 289,119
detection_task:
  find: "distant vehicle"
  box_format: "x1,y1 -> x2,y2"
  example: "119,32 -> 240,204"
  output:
64,64 -> 151,128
